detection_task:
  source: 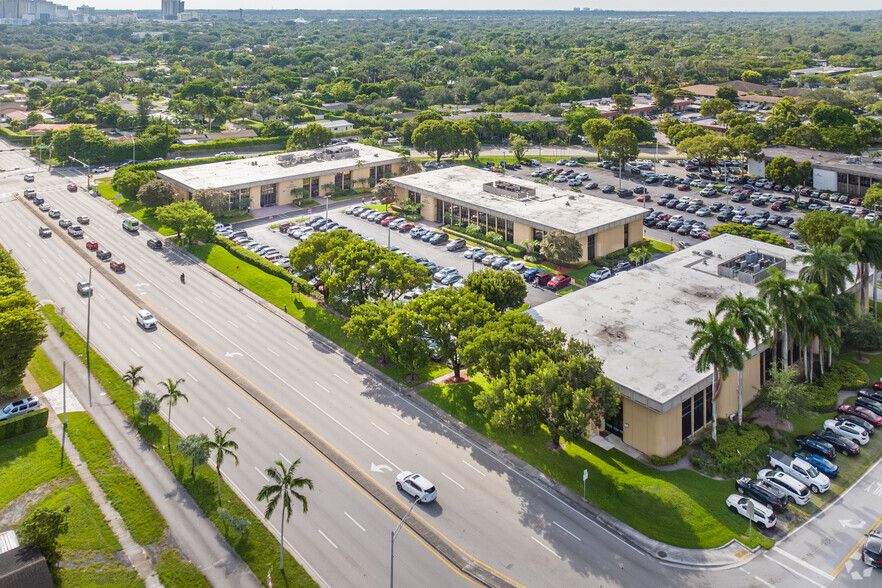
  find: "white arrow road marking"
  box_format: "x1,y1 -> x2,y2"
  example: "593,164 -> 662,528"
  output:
461,460 -> 486,476
531,537 -> 561,559
344,512 -> 366,533
441,473 -> 464,490
371,422 -> 389,436
370,463 -> 393,473
318,530 -> 337,549
224,352 -> 243,358
839,519 -> 867,529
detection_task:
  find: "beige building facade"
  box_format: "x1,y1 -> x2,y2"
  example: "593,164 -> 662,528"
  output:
390,166 -> 647,264
158,145 -> 403,211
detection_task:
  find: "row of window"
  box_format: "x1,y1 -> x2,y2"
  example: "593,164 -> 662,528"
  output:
837,172 -> 881,196
441,201 -> 515,242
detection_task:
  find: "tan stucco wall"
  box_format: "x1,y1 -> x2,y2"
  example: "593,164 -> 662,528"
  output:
513,222 -> 533,246
170,184 -> 189,202
622,398 -> 683,458
627,220 -> 643,248
716,352 -> 763,419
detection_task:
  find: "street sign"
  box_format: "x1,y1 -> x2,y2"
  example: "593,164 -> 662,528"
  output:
745,500 -> 754,540
582,469 -> 589,481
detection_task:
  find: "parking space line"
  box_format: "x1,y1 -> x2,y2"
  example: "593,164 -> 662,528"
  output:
441,473 -> 464,490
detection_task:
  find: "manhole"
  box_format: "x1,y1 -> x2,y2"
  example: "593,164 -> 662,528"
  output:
657,551 -> 667,558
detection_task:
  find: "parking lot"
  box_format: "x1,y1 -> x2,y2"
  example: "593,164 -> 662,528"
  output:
235,210 -> 561,308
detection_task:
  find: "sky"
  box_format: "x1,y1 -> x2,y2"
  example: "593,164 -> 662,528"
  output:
86,2 -> 880,12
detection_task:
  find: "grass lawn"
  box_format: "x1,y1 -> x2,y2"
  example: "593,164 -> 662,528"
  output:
58,565 -> 143,588
95,179 -> 174,236
28,346 -> 62,391
565,264 -> 600,286
189,243 -> 448,385
0,428 -> 74,510
64,412 -> 167,546
841,351 -> 882,380
648,239 -> 675,253
155,549 -> 212,588
419,376 -> 773,550
30,481 -> 122,555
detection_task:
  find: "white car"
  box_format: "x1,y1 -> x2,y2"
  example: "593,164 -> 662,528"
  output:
296,227 -> 314,240
726,494 -> 777,529
825,419 -> 870,445
757,469 -> 811,506
396,471 -> 437,503
464,247 -> 485,259
588,268 -> 612,282
504,260 -> 526,272
136,309 -> 157,330
0,397 -> 41,421
433,267 -> 459,282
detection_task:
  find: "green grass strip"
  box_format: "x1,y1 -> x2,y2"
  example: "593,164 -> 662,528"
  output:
58,564 -> 143,587
155,549 -> 212,588
27,346 -> 63,391
0,428 -> 74,510
30,481 -> 122,555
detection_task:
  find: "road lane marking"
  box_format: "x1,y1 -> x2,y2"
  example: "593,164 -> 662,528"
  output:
267,347 -> 279,357
530,537 -> 561,559
41,257 -> 47,264
391,413 -> 410,426
371,422 -> 389,436
129,347 -> 140,358
753,576 -> 774,588
193,296 -> 204,304
552,521 -> 582,542
254,466 -> 268,481
227,407 -> 241,420
314,381 -> 330,393
334,373 -> 347,384
775,548 -> 835,581
279,453 -> 291,465
152,341 -> 161,351
832,510 -> 882,577
185,372 -> 198,383
201,416 -> 214,429
461,460 -> 486,477
212,292 -> 222,299
227,320 -> 238,328
763,554 -> 825,588
98,292 -> 105,301
318,530 -> 338,549
441,473 -> 464,490
344,512 -> 366,533
102,321 -> 111,329
286,341 -> 299,351
58,275 -> 66,285
246,314 -> 257,323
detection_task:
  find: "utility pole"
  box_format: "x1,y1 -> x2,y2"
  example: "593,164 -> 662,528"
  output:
86,268 -> 93,406
390,495 -> 422,588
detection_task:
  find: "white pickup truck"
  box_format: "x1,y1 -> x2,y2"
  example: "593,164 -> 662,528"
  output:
768,450 -> 830,494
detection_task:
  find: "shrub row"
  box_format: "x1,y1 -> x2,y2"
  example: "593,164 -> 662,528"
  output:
128,155 -> 239,173
700,422 -> 771,477
213,236 -> 312,293
803,362 -> 867,412
0,408 -> 48,441
830,360 -> 869,390
169,136 -> 286,153
441,225 -> 526,258
650,444 -> 687,466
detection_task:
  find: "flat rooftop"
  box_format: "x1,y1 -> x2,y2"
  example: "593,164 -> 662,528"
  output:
157,144 -> 403,193
529,234 -> 807,414
391,166 -> 645,238
760,145 -> 882,178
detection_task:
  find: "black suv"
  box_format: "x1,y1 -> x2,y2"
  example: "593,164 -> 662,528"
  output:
735,477 -> 789,512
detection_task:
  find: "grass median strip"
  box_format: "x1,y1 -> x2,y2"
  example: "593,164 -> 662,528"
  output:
28,347 -> 62,391
155,549 -> 212,588
41,304 -> 317,588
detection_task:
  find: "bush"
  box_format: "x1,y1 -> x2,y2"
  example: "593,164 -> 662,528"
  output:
804,377 -> 840,412
505,244 -> 526,257
525,253 -> 544,263
830,360 -> 869,391
650,444 -> 687,466
168,136 -> 286,153
699,422 -> 770,477
213,236 -> 311,293
0,408 -> 48,440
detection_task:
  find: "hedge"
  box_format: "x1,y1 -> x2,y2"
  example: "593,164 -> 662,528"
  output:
830,360 -> 869,390
650,444 -> 687,466
213,236 -> 312,293
700,422 -> 770,477
126,155 -> 239,173
803,362 -> 867,412
0,408 -> 48,441
0,125 -> 33,145
442,225 -> 520,257
169,136 -> 286,153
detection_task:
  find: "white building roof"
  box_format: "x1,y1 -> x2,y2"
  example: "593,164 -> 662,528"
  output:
390,166 -> 645,238
529,234 -> 809,414
158,144 -> 402,193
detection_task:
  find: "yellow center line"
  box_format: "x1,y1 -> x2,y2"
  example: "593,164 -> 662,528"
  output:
831,511 -> 882,577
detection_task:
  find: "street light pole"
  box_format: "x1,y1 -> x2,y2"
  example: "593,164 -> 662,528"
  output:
86,268 -> 93,407
131,136 -> 135,164
61,360 -> 68,466
390,495 -> 422,588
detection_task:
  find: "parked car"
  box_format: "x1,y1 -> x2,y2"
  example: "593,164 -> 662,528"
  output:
726,494 -> 777,529
429,232 -> 449,245
491,256 -> 513,270
757,469 -> 811,506
612,261 -> 633,273
0,397 -> 41,422
769,450 -> 831,493
588,267 -> 612,282
824,418 -> 870,445
835,414 -> 875,436
522,268 -> 541,282
855,396 -> 882,418
811,430 -> 860,456
861,531 -> 882,569
447,238 -> 467,251
795,435 -> 837,460
547,275 -> 574,290
792,450 -> 839,480
735,476 -> 789,512
535,272 -> 554,286
839,404 -> 882,427
504,260 -> 526,272
410,227 -> 428,239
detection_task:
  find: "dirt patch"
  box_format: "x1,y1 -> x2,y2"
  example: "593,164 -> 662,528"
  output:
0,477 -> 76,530
747,407 -> 794,432
442,374 -> 471,385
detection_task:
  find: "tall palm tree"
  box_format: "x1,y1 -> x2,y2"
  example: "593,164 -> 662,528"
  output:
789,282 -> 834,382
715,294 -> 770,426
837,219 -> 882,311
158,378 -> 187,450
687,312 -> 747,444
122,364 -> 144,417
203,426 -> 239,505
757,268 -> 800,369
257,459 -> 314,572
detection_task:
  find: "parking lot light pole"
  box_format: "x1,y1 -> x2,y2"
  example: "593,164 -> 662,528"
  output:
390,494 -> 422,588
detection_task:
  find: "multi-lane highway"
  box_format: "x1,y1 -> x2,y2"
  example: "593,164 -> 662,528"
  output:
2,143 -> 880,587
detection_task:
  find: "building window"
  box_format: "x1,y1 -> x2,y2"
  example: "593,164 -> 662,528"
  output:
681,399 -> 692,440
623,224 -> 629,248
334,172 -> 344,190
369,167 -> 376,181
587,234 -> 596,261
343,171 -> 352,191
705,387 -> 713,424
533,228 -> 545,242
260,183 -> 277,207
408,190 -> 421,204
693,391 -> 705,431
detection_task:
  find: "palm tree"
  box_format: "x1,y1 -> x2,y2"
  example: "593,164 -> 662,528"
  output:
158,378 -> 188,450
257,459 -> 314,572
789,283 -> 835,383
122,365 -> 145,417
757,268 -> 800,369
715,293 -> 770,426
687,312 -> 747,444
837,219 -> 882,311
203,427 -> 239,505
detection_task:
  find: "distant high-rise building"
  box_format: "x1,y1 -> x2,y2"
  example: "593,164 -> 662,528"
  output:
160,0 -> 182,20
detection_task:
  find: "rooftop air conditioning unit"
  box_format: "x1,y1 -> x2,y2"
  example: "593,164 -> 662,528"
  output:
745,251 -> 759,264
847,155 -> 861,164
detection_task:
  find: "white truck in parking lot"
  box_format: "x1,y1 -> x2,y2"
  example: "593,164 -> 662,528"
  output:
768,450 -> 830,494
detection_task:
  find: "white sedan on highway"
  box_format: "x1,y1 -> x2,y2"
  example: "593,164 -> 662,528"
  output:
396,472 -> 437,503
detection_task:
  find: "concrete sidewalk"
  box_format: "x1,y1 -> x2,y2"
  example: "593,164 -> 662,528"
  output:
38,326 -> 260,588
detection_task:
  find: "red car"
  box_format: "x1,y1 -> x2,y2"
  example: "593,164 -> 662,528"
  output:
86,240 -> 99,250
657,213 -> 671,221
676,184 -> 690,191
636,195 -> 651,202
397,223 -> 414,232
381,216 -> 400,226
66,182 -> 78,192
699,231 -> 711,240
872,380 -> 882,391
547,275 -> 573,290
838,405 -> 882,427
109,260 -> 126,272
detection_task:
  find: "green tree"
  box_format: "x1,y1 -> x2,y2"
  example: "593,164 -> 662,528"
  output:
509,134 -> 528,162
464,268 -> 527,312
344,300 -> 397,365
810,104 -> 857,128
193,188 -> 230,217
136,87 -> 151,129
156,201 -> 216,246
372,178 -> 397,205
539,229 -> 583,265
758,268 -> 800,369
203,426 -> 239,505
176,433 -> 209,477
789,282 -> 834,382
837,219 -> 882,310
582,118 -> 613,150
276,102 -> 308,124
687,312 -> 746,444
384,308 -> 431,381
715,293 -> 770,426
158,377 -> 187,451
862,183 -> 882,210
286,123 -> 332,151
136,179 -> 176,208
396,81 -> 425,107
26,111 -> 43,126
651,87 -> 675,111
629,246 -> 652,266
112,168 -> 156,200
716,86 -> 739,102
794,210 -> 856,247
411,119 -> 458,163
741,70 -> 763,84
764,156 -> 803,190
136,391 -> 160,426
612,115 -> 655,143
256,459 -> 313,572
563,107 -> 602,137
50,124 -> 112,162
842,312 -> 882,360
756,365 -> 812,424
461,312 -> 565,379
260,119 -> 291,138
18,507 -> 68,567
600,129 -> 639,189
612,94 -> 633,115
122,364 -> 144,418
253,101 -> 276,123
676,134 -> 730,162
700,98 -> 736,117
